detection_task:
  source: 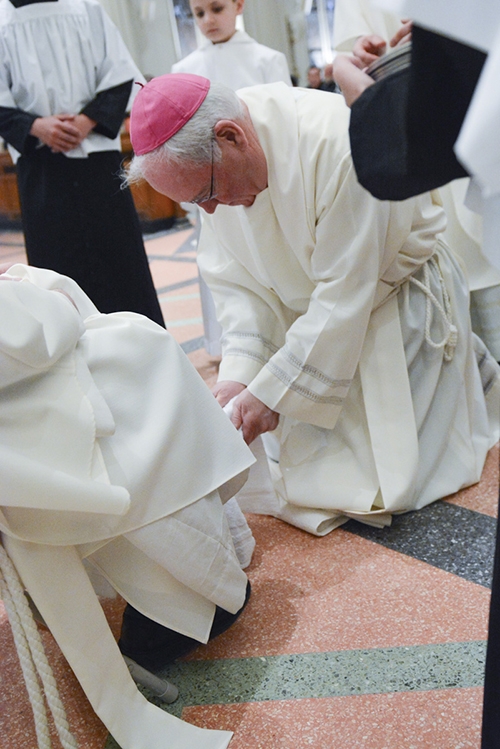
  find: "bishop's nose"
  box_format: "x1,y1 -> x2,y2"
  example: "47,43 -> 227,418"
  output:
199,199 -> 219,214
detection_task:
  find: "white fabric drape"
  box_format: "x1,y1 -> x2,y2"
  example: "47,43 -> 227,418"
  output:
0,265 -> 258,746
0,263 -> 256,629
4,535 -> 233,749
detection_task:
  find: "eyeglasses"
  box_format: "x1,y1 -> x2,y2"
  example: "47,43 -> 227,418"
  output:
190,140 -> 216,205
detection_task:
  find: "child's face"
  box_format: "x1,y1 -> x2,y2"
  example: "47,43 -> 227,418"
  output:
190,0 -> 244,44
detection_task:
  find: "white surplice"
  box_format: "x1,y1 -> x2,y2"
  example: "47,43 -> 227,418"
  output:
0,265 -> 256,748
0,0 -> 144,163
172,29 -> 291,89
197,83 -> 500,535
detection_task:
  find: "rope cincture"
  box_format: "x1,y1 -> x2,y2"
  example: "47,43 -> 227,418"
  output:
0,541 -> 79,749
409,256 -> 458,362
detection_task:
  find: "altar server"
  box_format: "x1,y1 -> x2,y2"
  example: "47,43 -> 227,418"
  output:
172,0 -> 291,90
0,0 -> 164,324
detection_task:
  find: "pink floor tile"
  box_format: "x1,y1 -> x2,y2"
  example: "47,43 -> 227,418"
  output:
161,295 -> 202,324
149,256 -> 197,288
445,444 -> 499,518
184,688 -> 483,749
187,349 -> 221,389
164,322 -> 204,345
145,228 -> 194,257
186,517 -> 490,661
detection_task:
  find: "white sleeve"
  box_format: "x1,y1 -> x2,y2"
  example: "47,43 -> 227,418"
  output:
333,0 -> 374,51
247,158 -> 392,429
246,160 -> 440,430
197,220 -> 289,386
333,0 -> 401,50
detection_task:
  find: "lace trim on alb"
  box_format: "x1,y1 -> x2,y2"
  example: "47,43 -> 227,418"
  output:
267,361 -> 345,405
281,345 -> 352,388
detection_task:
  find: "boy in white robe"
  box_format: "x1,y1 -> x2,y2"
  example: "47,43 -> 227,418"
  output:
0,263 -> 255,748
126,73 -> 500,536
172,0 -> 291,91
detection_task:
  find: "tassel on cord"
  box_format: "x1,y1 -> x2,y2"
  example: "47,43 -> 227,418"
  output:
0,541 -> 78,749
409,256 -> 458,362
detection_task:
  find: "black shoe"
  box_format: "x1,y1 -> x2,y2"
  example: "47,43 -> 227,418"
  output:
118,580 -> 251,671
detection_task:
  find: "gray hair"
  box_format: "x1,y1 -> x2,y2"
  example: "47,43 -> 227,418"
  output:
126,82 -> 244,184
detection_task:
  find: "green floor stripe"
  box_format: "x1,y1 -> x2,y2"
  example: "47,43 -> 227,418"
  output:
155,641 -> 487,715
106,640 -> 487,746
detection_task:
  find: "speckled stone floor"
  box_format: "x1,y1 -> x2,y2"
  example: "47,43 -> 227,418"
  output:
0,225 -> 498,749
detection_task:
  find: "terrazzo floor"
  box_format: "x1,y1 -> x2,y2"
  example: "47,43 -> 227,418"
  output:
0,224 -> 499,749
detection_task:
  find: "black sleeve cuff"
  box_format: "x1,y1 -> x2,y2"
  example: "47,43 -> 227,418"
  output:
348,26 -> 485,201
81,80 -> 134,139
0,107 -> 39,155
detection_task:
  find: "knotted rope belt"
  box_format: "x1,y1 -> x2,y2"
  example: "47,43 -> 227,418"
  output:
409,255 -> 458,362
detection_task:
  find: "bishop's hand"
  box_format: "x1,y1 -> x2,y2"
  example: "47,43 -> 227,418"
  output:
229,388 -> 279,445
213,380 -> 279,444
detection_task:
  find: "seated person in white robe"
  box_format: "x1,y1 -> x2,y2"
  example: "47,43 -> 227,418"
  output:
0,263 -> 256,748
125,73 -> 500,537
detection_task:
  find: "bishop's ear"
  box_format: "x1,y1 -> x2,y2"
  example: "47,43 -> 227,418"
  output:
214,120 -> 248,150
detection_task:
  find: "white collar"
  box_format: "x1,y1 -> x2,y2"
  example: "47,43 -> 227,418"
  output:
200,29 -> 253,50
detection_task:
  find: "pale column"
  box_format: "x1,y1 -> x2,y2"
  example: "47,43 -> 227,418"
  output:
242,0 -> 310,84
97,0 -> 181,77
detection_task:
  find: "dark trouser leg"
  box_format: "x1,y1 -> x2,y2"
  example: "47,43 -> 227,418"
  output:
119,581 -> 251,671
